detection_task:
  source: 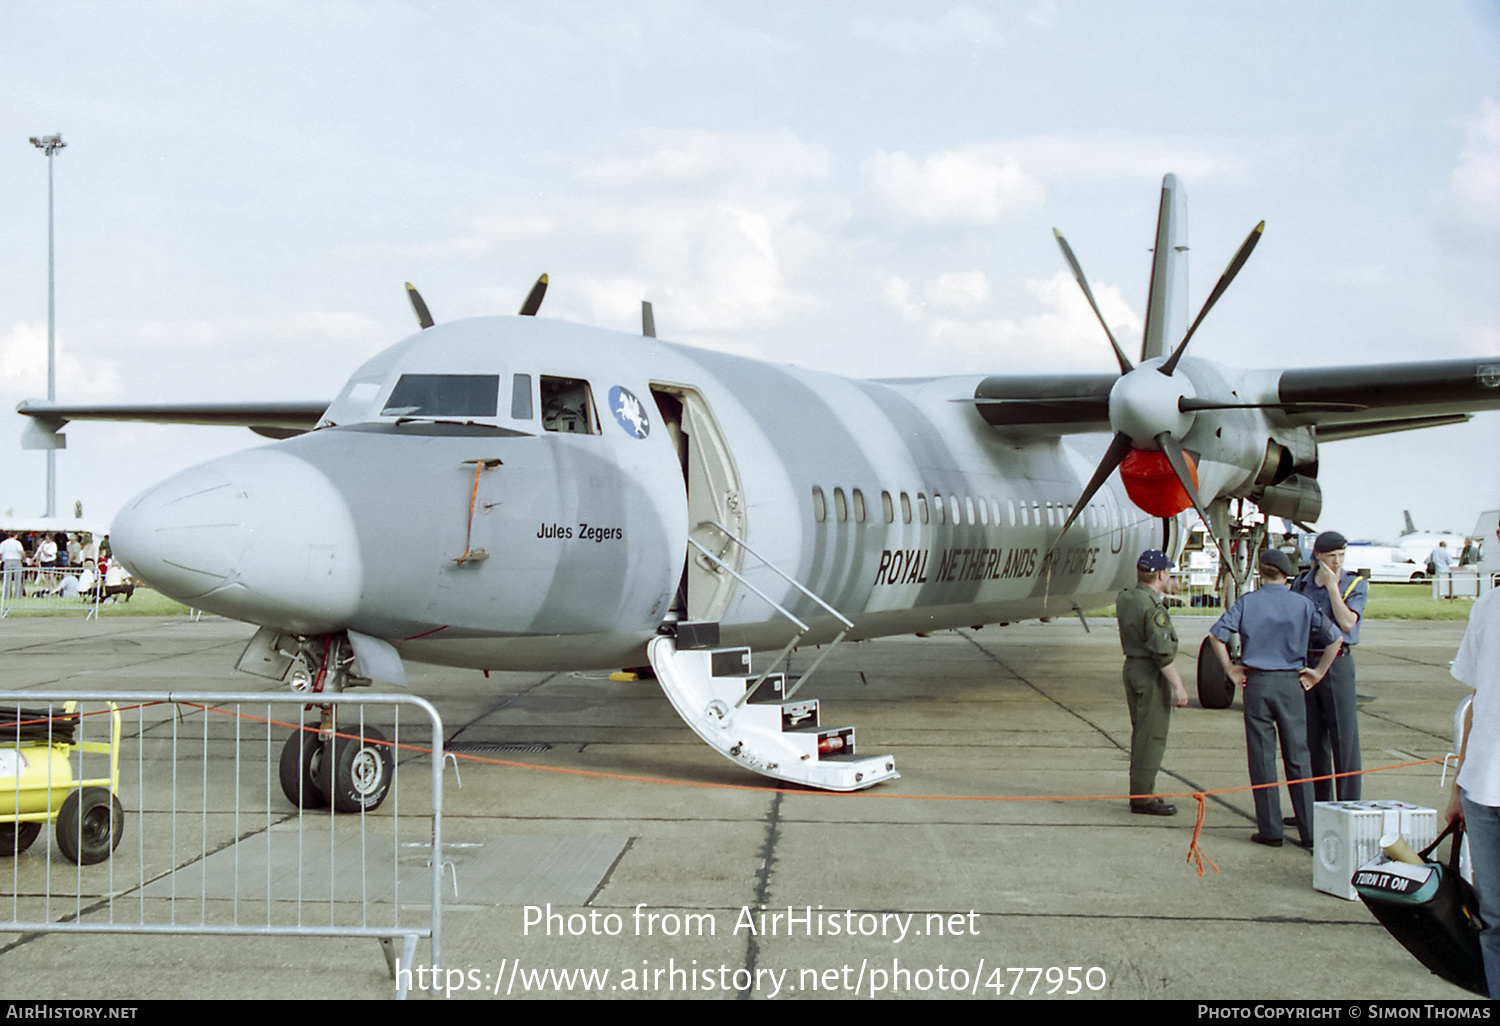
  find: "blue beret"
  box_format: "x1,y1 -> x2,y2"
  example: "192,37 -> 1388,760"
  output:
1259,548 -> 1293,576
1314,531 -> 1346,553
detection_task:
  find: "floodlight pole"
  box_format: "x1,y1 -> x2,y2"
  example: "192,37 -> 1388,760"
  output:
30,132 -> 65,518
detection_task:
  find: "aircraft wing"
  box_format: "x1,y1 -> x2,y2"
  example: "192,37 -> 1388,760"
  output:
17,399 -> 330,443
1276,359 -> 1500,441
972,357 -> 1500,438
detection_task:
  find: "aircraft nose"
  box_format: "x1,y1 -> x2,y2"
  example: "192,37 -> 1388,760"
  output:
111,448 -> 363,634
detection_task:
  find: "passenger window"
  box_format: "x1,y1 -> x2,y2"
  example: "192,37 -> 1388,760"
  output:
899,492 -> 912,525
917,493 -> 929,525
853,488 -> 866,523
965,496 -> 976,525
834,488 -> 848,523
512,374 -> 533,419
933,492 -> 946,526
812,486 -> 827,523
540,376 -> 598,434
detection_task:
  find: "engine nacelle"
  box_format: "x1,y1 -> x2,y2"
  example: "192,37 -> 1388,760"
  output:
1253,472 -> 1322,524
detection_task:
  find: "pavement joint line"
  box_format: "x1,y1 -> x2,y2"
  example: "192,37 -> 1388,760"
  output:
740,790 -> 782,1000
583,836 -> 636,907
445,672 -> 560,748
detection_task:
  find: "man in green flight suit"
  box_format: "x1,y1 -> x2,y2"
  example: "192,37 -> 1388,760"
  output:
1117,549 -> 1191,816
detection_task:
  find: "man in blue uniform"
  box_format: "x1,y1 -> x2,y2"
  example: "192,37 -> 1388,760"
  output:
1291,530 -> 1367,801
1208,549 -> 1342,848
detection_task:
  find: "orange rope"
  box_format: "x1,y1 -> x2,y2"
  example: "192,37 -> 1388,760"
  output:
1187,794 -> 1218,877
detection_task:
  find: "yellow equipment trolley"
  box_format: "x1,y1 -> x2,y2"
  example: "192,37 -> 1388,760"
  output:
1,703 -> 125,864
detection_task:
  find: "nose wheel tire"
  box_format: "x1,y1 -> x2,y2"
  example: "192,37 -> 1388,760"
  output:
56,787 -> 126,865
279,730 -> 330,809
0,821 -> 42,856
329,725 -> 393,814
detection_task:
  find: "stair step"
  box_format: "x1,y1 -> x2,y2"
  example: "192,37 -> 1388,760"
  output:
648,636 -> 897,792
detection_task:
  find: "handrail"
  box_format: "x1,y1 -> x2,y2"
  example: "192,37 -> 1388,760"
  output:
688,525 -> 856,706
707,520 -> 854,628
686,538 -> 808,632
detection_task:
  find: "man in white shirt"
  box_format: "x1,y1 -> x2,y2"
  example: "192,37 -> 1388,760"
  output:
0,534 -> 23,599
1447,521 -> 1500,998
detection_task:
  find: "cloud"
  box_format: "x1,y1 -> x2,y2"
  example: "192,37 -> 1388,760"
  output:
875,269 -> 1139,373
1447,99 -> 1500,233
1002,134 -> 1258,185
923,271 -> 991,316
581,128 -> 830,191
859,134 -> 1256,233
863,149 -> 1044,228
0,322 -> 117,402
431,129 -> 840,338
852,5 -> 1004,55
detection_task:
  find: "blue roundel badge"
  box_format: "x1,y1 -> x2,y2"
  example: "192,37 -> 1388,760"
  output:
608,386 -> 650,439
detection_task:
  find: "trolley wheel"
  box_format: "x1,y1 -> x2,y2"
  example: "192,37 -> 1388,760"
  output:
55,787 -> 125,865
279,731 -> 330,809
0,821 -> 42,856
329,725 -> 393,814
1197,636 -> 1235,709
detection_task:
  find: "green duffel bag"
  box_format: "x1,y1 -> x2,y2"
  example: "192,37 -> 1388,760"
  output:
1355,819 -> 1486,996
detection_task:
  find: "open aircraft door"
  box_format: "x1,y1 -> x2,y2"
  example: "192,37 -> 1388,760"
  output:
650,385 -> 745,624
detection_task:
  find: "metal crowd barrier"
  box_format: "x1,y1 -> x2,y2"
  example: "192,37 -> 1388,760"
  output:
1431,571 -> 1497,600
0,567 -> 105,618
0,691 -> 445,999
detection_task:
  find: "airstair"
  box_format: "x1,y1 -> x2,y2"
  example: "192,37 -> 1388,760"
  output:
649,638 -> 898,791
648,521 -> 898,792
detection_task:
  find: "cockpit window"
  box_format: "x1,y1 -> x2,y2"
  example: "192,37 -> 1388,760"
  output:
540,376 -> 598,434
381,374 -> 499,418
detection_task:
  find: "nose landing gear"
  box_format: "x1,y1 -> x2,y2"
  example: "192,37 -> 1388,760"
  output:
257,631 -> 395,814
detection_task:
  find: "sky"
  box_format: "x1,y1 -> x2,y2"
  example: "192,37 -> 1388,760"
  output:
0,0 -> 1496,543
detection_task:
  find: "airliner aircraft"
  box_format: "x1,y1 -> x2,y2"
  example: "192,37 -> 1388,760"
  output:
18,176 -> 1500,806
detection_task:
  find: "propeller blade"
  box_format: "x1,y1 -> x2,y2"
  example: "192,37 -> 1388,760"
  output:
1053,230 -> 1133,374
642,300 -> 656,338
1155,431 -> 1233,571
518,273 -> 549,316
405,283 -> 434,330
1054,431 -> 1134,546
1159,221 -> 1264,376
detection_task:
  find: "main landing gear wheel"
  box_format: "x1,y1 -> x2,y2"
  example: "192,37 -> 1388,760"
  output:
0,821 -> 42,856
55,787 -> 126,865
328,725 -> 393,814
279,730 -> 330,809
1197,636 -> 1235,709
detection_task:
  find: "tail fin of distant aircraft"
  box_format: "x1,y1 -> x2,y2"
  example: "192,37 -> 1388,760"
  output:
1403,510 -> 1417,534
